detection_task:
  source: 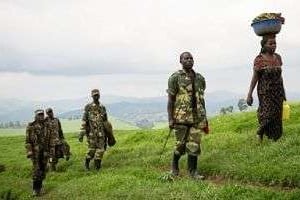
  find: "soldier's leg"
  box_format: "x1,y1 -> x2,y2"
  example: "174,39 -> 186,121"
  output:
32,152 -> 47,196
85,148 -> 96,170
32,159 -> 40,196
171,124 -> 189,176
49,146 -> 57,171
94,137 -> 106,170
186,126 -> 204,179
63,141 -> 71,161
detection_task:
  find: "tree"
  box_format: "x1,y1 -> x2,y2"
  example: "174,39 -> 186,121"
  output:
226,106 -> 233,113
136,119 -> 154,129
238,98 -> 248,111
220,106 -> 233,115
220,107 -> 226,115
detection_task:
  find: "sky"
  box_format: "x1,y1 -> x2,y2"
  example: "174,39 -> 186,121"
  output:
0,0 -> 299,100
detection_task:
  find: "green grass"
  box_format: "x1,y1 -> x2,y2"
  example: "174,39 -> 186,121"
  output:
0,103 -> 300,199
0,128 -> 26,136
153,121 -> 168,129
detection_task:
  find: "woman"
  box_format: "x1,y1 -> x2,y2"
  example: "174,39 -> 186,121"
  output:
247,34 -> 286,141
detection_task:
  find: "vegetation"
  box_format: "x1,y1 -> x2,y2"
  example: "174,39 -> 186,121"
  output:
0,103 -> 299,199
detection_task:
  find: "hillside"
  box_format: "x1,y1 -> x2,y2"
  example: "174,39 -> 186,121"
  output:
0,103 -> 299,199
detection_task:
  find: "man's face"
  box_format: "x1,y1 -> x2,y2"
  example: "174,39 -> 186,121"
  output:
180,53 -> 194,69
47,110 -> 54,118
36,113 -> 44,122
92,94 -> 100,102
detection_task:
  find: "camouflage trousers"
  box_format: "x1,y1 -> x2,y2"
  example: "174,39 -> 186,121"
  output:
31,151 -> 48,181
86,135 -> 106,160
173,123 -> 203,156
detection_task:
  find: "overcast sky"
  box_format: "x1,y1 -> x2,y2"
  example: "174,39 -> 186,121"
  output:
0,0 -> 299,100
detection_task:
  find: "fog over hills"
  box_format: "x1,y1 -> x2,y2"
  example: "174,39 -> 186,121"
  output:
1,91 -> 299,124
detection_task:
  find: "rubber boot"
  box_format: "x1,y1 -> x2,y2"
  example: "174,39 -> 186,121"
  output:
94,159 -> 102,171
37,180 -> 43,195
32,180 -> 42,196
188,155 -> 204,180
85,158 -> 90,170
32,180 -> 39,197
171,153 -> 180,176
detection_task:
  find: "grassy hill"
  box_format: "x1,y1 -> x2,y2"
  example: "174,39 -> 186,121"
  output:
0,103 -> 299,199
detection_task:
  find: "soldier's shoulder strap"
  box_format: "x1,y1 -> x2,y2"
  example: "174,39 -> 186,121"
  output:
169,70 -> 182,77
84,103 -> 93,111
99,103 -> 106,109
26,121 -> 35,130
195,72 -> 205,80
53,117 -> 60,122
176,70 -> 185,76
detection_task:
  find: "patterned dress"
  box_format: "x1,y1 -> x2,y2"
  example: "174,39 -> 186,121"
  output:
254,53 -> 286,141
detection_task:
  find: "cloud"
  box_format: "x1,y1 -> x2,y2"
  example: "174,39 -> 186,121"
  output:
1,0 -> 299,75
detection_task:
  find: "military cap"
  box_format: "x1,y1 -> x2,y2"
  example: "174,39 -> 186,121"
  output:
91,89 -> 100,96
46,108 -> 53,113
34,109 -> 44,116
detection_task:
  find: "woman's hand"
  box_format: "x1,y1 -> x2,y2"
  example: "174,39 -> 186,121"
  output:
246,95 -> 253,106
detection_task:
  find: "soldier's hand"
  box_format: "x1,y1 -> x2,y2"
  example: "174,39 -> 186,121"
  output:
169,119 -> 175,129
27,152 -> 33,159
202,120 -> 209,134
203,125 -> 209,134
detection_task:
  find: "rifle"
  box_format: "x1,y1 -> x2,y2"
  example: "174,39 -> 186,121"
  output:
158,98 -> 184,162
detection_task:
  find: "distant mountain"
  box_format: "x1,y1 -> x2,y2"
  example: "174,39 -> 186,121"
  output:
0,91 -> 299,123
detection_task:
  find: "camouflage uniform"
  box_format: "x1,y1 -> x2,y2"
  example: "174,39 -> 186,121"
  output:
25,110 -> 50,196
79,89 -> 110,170
44,115 -> 70,171
167,69 -> 207,156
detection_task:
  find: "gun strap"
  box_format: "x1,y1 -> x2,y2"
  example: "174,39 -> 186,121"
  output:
190,71 -> 197,119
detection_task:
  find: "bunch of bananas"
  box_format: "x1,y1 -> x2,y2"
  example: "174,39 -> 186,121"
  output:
252,13 -> 284,24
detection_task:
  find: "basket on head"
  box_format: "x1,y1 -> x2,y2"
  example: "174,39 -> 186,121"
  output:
251,13 -> 284,36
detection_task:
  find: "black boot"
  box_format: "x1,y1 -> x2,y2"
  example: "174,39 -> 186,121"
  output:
171,153 -> 180,176
37,180 -> 43,195
32,180 -> 39,196
32,180 -> 42,196
85,158 -> 90,170
94,159 -> 102,171
188,155 -> 204,180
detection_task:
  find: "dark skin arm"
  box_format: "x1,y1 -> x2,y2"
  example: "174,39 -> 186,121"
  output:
247,70 -> 258,106
281,76 -> 287,101
167,94 -> 176,129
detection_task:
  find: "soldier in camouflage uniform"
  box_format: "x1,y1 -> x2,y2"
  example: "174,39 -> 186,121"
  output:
25,110 -> 49,196
45,108 -> 71,171
167,52 -> 209,179
79,89 -> 115,170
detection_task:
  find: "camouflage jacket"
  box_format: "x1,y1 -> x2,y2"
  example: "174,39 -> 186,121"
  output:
167,69 -> 207,125
44,117 -> 64,146
80,102 -> 108,138
25,121 -> 50,157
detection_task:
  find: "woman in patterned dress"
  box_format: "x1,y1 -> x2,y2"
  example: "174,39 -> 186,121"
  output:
247,35 -> 286,141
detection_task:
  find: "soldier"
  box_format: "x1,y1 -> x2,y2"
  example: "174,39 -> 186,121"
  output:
25,109 -> 49,196
79,89 -> 115,171
45,108 -> 71,171
167,52 -> 209,179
